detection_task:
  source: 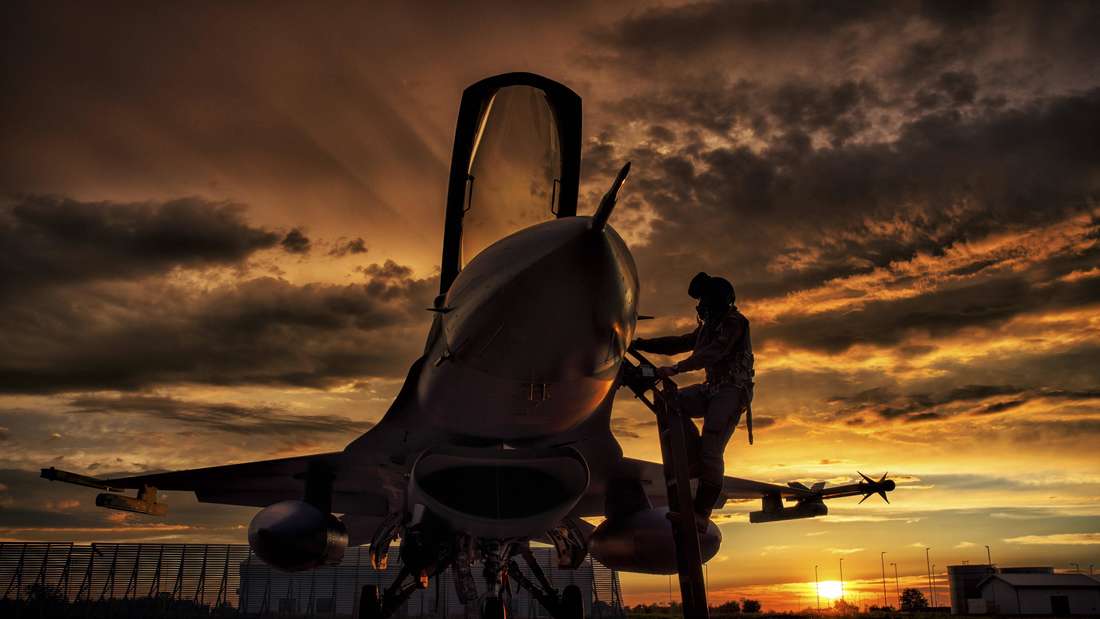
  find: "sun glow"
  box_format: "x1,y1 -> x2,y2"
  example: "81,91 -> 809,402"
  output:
817,580 -> 843,601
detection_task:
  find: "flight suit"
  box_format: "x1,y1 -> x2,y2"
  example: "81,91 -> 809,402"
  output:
633,309 -> 754,515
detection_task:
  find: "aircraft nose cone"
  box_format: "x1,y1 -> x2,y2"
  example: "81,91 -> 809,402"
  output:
442,217 -> 639,381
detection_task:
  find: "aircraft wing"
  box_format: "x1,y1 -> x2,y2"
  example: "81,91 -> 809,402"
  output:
618,457 -> 815,501
42,450 -> 401,516
101,452 -> 343,507
611,457 -> 892,523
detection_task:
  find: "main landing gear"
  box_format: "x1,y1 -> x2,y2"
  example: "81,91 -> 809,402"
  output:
358,529 -> 586,619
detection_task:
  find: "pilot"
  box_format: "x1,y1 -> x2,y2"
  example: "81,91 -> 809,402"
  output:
632,272 -> 754,522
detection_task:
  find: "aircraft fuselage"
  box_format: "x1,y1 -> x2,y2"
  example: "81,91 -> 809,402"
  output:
417,216 -> 639,441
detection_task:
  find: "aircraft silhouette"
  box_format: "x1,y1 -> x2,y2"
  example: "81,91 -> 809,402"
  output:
43,73 -> 894,619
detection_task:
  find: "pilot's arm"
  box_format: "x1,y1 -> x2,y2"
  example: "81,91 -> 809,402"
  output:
633,330 -> 697,356
672,316 -> 744,373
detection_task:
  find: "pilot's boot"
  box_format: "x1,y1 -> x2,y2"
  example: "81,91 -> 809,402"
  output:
693,480 -> 723,528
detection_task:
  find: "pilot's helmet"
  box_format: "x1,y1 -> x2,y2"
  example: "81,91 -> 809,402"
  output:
688,272 -> 736,307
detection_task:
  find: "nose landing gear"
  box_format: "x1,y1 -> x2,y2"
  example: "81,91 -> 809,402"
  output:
360,523 -> 588,619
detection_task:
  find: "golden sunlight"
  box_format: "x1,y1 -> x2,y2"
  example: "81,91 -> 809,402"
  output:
817,580 -> 843,601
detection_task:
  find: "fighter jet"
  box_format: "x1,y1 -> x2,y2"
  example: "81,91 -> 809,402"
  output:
42,73 -> 894,619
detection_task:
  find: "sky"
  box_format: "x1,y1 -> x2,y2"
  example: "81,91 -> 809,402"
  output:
2,0 -> 1099,611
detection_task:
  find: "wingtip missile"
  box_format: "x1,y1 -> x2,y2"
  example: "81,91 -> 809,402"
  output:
858,471 -> 894,504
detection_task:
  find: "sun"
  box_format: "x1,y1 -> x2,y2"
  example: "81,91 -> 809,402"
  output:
817,580 -> 843,601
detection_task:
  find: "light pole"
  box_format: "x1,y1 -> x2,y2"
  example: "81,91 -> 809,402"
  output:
840,558 -> 845,602
1090,564 -> 1095,576
1071,563 -> 1080,573
891,562 -> 900,605
925,548 -> 933,607
932,563 -> 938,607
815,564 -> 820,611
881,552 -> 888,608
985,545 -> 992,566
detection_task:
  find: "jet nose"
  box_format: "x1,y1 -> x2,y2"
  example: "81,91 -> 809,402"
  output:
442,217 -> 639,381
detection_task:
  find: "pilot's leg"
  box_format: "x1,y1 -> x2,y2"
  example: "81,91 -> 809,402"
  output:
694,386 -> 745,519
675,384 -> 708,478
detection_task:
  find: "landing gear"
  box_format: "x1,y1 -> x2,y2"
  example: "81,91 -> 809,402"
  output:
506,546 -> 586,619
362,521 -> 587,619
358,584 -> 381,619
482,595 -> 508,619
560,584 -> 585,619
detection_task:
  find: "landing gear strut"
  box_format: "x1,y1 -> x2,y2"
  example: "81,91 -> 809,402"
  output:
507,546 -> 586,619
479,539 -> 512,617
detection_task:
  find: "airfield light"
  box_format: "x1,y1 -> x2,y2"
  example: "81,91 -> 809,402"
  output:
839,557 -> 845,601
891,562 -> 900,605
815,564 -> 820,610
925,548 -> 934,606
880,551 -> 888,607
932,563 -> 938,607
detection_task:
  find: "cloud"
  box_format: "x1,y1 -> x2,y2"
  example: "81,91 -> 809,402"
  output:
280,228 -> 311,254
611,416 -> 657,440
614,84 -> 1100,365
43,499 -> 80,511
0,267 -> 437,393
0,196 -> 283,299
827,547 -> 865,555
329,237 -> 368,257
825,384 -> 1100,425
1003,533 -> 1100,545
66,394 -> 372,436
955,541 -> 976,549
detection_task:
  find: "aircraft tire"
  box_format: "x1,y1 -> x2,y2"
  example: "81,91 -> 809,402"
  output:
483,595 -> 507,619
358,584 -> 381,619
561,584 -> 585,619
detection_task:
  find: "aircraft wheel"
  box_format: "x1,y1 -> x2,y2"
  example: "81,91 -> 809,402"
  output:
483,595 -> 507,619
358,584 -> 381,619
561,584 -> 585,619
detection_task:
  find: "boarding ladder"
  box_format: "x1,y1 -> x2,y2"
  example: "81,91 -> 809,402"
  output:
620,348 -> 709,618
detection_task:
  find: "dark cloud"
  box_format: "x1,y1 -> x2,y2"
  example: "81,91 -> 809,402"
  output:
751,415 -> 777,429
0,196 -> 281,298
280,228 -> 311,254
761,271 -> 1100,354
329,237 -> 368,257
362,260 -> 414,281
593,0 -> 894,66
828,383 -> 1100,424
613,85 -> 1100,353
0,269 -> 436,394
66,394 -> 371,436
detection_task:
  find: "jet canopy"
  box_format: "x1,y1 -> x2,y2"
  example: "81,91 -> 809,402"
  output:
439,73 -> 581,294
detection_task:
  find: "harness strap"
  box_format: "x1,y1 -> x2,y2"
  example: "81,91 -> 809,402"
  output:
746,401 -> 754,445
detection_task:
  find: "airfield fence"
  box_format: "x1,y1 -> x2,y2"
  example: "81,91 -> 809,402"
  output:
0,541 -> 625,617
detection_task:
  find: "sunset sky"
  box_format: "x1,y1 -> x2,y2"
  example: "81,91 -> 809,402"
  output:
2,1 -> 1099,611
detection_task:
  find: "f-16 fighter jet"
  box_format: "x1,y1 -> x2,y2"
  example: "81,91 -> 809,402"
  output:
43,73 -> 894,619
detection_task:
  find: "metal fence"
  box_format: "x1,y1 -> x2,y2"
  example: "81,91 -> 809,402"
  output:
0,542 -> 625,617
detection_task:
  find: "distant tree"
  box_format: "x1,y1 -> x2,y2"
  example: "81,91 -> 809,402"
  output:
833,599 -> 859,614
714,599 -> 741,613
741,598 -> 762,613
900,588 -> 929,611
